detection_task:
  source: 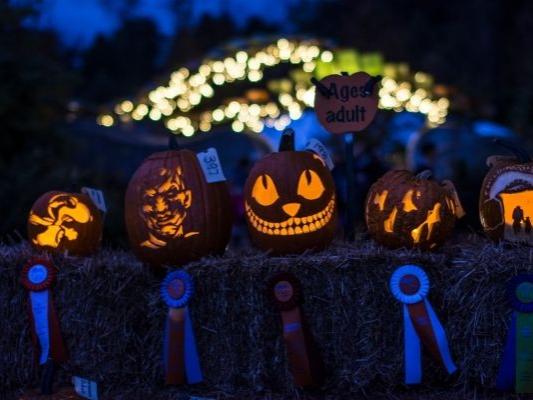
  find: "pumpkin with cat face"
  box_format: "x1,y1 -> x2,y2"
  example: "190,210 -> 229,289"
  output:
479,142 -> 533,245
244,129 -> 337,254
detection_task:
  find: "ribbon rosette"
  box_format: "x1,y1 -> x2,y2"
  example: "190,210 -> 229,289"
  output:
161,270 -> 202,385
21,258 -> 69,366
267,272 -> 324,388
390,264 -> 456,384
497,274 -> 533,393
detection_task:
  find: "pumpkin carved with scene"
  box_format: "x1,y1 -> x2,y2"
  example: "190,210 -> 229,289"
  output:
365,170 -> 463,250
27,191 -> 103,256
479,142 -> 533,245
244,129 -> 337,255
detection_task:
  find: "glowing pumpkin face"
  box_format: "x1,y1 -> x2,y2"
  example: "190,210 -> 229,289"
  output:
27,191 -> 103,256
244,130 -> 337,254
125,148 -> 232,267
480,154 -> 533,245
365,170 -> 458,250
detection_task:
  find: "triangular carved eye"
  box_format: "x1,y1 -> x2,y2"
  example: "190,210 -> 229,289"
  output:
252,174 -> 279,206
297,169 -> 325,200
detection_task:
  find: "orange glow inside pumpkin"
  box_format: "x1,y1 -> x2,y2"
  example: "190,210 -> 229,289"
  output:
140,166 -> 199,249
373,191 -> 388,211
29,194 -> 93,248
411,203 -> 442,244
499,190 -> 533,241
401,190 -> 419,212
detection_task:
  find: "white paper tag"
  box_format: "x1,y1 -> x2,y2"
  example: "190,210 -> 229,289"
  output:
196,148 -> 226,183
306,139 -> 334,170
73,376 -> 98,400
81,187 -> 107,213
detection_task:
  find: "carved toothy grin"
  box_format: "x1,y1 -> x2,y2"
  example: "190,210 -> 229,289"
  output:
245,197 -> 335,235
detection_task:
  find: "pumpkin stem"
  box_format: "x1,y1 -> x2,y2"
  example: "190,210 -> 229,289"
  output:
493,139 -> 531,163
363,75 -> 382,96
168,134 -> 180,150
416,169 -> 433,180
279,128 -> 295,151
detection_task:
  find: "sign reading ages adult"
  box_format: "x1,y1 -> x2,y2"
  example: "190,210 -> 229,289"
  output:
314,71 -> 379,134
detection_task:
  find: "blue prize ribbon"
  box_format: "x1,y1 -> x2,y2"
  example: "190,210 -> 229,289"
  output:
497,274 -> 533,392
390,264 -> 455,384
161,270 -> 202,385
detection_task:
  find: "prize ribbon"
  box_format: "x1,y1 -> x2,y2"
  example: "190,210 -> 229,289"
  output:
161,270 -> 202,385
21,258 -> 68,366
267,272 -> 324,388
390,264 -> 456,384
496,274 -> 533,393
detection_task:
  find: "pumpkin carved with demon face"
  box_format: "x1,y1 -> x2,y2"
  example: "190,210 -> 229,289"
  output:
125,143 -> 232,267
244,129 -> 337,254
479,142 -> 533,244
28,191 -> 103,256
365,170 -> 461,250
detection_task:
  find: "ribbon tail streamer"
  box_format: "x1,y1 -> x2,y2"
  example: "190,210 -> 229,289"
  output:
184,307 -> 203,384
496,313 -> 516,390
403,304 -> 422,384
424,299 -> 456,375
164,310 -> 185,385
30,291 -> 51,365
516,312 -> 533,393
282,308 -> 314,387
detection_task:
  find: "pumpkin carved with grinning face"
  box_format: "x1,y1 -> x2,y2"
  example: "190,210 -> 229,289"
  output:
479,144 -> 533,245
365,170 -> 460,250
244,129 -> 337,254
125,146 -> 232,267
27,191 -> 103,256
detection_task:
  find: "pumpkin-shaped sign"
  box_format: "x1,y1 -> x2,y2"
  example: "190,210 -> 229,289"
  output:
244,129 -> 338,254
365,170 -> 461,250
28,191 -> 103,256
479,143 -> 533,244
125,143 -> 232,266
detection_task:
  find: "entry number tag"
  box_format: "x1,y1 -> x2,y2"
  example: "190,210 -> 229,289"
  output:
306,139 -> 334,170
72,376 -> 98,400
81,187 -> 107,213
197,148 -> 226,183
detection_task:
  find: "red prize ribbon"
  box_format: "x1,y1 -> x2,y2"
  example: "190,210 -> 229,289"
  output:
21,258 -> 68,366
267,272 -> 324,388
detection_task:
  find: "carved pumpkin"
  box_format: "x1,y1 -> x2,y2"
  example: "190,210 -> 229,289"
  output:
479,142 -> 533,244
125,143 -> 232,266
243,129 -> 338,254
365,170 -> 460,250
28,191 -> 103,256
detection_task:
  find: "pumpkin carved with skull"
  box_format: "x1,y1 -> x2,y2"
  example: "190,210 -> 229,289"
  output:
244,129 -> 337,254
365,170 -> 461,250
479,142 -> 533,244
125,143 -> 232,267
28,191 -> 103,256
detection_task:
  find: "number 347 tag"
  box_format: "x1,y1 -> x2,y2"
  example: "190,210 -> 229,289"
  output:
197,148 -> 226,183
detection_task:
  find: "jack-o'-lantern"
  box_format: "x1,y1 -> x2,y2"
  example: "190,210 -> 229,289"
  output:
28,191 -> 103,256
243,129 -> 338,254
479,142 -> 533,244
125,141 -> 232,266
365,170 -> 462,250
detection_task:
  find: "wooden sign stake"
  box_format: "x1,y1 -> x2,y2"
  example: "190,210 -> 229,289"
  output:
313,71 -> 381,242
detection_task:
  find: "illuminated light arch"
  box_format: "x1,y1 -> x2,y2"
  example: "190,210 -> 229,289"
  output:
97,37 -> 450,137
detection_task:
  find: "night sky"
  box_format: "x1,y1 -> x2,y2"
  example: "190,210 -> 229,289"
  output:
30,0 -> 299,47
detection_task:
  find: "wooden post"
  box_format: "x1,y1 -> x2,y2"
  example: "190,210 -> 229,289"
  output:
344,133 -> 356,241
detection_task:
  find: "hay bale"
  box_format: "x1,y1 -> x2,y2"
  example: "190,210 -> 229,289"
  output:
1,235 -> 532,399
